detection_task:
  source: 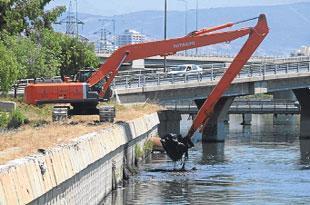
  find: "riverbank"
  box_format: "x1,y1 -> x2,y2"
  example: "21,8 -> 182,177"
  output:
0,111 -> 160,205
0,97 -> 160,164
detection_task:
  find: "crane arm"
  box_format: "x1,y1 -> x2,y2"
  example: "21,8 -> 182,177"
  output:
87,15 -> 268,100
185,14 -> 269,145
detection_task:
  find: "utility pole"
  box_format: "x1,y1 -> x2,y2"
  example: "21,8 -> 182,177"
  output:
195,0 -> 199,55
164,0 -> 168,72
178,0 -> 188,55
75,0 -> 78,37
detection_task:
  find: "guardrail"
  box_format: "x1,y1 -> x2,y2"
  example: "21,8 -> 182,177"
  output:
162,99 -> 301,115
113,60 -> 310,89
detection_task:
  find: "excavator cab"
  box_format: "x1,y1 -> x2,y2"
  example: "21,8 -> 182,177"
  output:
74,68 -> 96,82
74,68 -> 113,101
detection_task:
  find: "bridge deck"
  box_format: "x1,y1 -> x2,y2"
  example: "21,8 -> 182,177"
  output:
163,100 -> 300,115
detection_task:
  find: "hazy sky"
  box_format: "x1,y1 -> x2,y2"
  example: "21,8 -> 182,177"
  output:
47,0 -> 310,16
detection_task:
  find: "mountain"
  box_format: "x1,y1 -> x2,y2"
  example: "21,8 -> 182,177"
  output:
54,2 -> 310,56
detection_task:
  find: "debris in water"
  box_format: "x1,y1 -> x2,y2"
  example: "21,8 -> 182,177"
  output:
146,167 -> 197,173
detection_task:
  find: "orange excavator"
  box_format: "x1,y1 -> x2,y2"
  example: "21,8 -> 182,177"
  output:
24,14 -> 269,160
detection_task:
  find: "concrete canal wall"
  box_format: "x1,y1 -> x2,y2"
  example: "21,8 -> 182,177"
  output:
0,113 -> 159,205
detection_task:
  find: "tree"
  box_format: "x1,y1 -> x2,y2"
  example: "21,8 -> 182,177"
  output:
59,36 -> 99,77
0,0 -> 65,34
0,0 -> 98,82
2,34 -> 57,79
0,42 -> 19,93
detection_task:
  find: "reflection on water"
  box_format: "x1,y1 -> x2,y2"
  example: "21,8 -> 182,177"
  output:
102,115 -> 310,204
300,139 -> 310,166
200,143 -> 225,165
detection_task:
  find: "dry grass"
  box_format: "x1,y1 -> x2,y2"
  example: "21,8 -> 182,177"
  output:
0,98 -> 161,164
0,123 -> 109,164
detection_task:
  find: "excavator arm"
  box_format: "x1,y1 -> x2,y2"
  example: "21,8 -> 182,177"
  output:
185,14 -> 269,145
160,14 -> 268,163
87,15 -> 269,101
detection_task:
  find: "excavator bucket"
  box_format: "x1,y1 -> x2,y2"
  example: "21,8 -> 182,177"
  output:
160,134 -> 189,161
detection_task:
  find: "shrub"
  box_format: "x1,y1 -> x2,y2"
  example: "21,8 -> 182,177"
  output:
0,112 -> 9,128
144,140 -> 154,153
135,144 -> 144,159
7,109 -> 27,129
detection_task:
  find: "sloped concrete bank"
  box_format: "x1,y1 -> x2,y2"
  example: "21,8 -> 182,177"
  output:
0,113 -> 159,205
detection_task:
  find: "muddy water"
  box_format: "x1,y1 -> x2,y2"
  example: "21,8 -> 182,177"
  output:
103,114 -> 310,204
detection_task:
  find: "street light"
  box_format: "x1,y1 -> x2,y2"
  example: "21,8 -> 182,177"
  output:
178,0 -> 188,35
178,0 -> 188,55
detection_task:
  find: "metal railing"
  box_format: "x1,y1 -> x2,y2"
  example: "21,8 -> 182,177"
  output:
113,60 -> 310,89
162,99 -> 301,115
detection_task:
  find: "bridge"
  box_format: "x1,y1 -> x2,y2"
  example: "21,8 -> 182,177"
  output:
114,56 -> 310,103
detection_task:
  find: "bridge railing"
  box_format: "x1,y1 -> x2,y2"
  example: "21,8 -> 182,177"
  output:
113,60 -> 310,89
162,99 -> 301,114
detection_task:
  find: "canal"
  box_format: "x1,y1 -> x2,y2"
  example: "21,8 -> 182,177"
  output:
103,114 -> 310,204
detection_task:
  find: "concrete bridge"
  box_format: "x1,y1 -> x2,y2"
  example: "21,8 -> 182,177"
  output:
114,57 -> 310,103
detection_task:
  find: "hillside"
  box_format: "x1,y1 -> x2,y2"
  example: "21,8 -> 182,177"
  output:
54,2 -> 310,56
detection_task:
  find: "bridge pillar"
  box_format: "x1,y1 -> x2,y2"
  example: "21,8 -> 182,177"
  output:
201,142 -> 225,164
273,90 -> 296,125
195,97 -> 235,143
241,114 -> 252,125
293,88 -> 310,139
158,110 -> 182,137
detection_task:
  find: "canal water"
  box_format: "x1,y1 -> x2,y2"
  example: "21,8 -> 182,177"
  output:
103,114 -> 310,204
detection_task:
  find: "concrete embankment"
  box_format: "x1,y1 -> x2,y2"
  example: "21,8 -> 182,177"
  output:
0,113 -> 159,205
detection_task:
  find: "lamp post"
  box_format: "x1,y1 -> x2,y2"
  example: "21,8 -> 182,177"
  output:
178,0 -> 188,55
164,0 -> 168,72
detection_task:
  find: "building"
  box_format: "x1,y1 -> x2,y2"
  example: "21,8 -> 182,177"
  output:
117,29 -> 145,47
292,46 -> 310,56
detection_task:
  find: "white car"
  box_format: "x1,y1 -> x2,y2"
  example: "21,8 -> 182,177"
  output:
167,64 -> 203,76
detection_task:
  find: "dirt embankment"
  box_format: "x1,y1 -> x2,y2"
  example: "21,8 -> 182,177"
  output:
0,98 -> 160,164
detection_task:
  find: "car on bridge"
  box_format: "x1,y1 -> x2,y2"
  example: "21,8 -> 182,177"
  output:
167,64 -> 203,76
